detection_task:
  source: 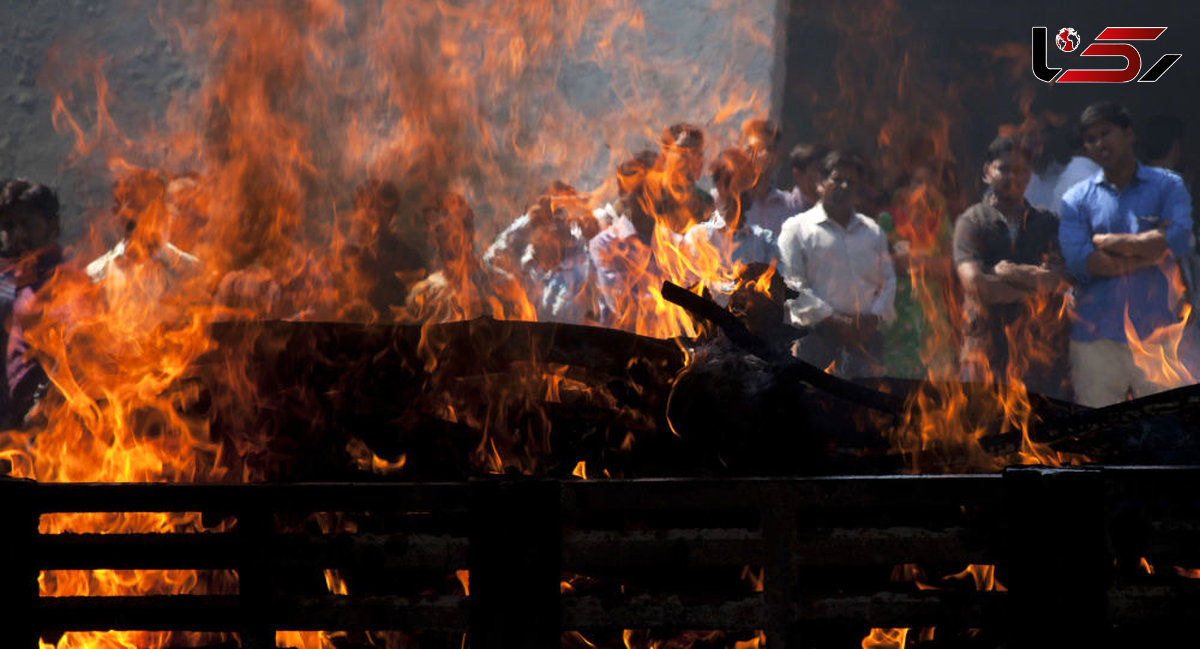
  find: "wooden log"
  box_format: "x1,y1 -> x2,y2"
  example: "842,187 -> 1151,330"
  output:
762,492 -> 801,649
560,527 -> 986,572
31,482 -> 470,515
1034,383 -> 1200,457
468,480 -> 561,649
191,319 -> 687,481
277,594 -> 467,630
792,526 -> 988,566
561,529 -> 763,572
35,532 -> 468,572
796,590 -> 1007,627
39,595 -> 244,631
0,477 -> 40,649
1001,466 -> 1110,649
661,281 -> 905,415
1107,583 -> 1200,624
563,593 -> 765,631
564,475 -> 1003,514
37,594 -> 467,632
204,319 -> 685,381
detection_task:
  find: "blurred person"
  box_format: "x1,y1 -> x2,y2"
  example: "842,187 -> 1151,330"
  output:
594,149 -> 660,230
481,181 -> 594,323
163,172 -> 207,245
403,192 -> 534,324
727,118 -> 794,237
644,122 -> 713,235
684,147 -> 779,304
787,142 -> 830,216
1051,127 -> 1102,214
349,178 -> 427,318
1143,114 -> 1187,175
516,202 -> 594,323
779,151 -> 895,378
0,180 -> 65,427
483,181 -> 590,276
589,156 -> 698,329
1059,101 -> 1194,407
1021,117 -> 1065,211
876,164 -> 957,380
86,169 -> 201,286
954,136 -> 1070,399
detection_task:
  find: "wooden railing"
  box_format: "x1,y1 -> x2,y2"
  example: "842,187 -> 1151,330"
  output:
4,466 -> 1200,648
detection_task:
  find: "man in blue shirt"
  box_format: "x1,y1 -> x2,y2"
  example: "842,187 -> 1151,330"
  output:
1059,101 -> 1194,406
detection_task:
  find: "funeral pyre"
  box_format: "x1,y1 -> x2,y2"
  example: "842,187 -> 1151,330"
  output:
3,1 -> 1200,649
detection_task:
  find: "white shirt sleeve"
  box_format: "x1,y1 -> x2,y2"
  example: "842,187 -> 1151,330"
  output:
778,219 -> 834,327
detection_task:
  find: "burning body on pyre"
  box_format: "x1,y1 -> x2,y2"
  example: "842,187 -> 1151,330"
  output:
1,1 -> 1199,648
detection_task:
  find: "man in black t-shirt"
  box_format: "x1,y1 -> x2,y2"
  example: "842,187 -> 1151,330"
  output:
953,136 -> 1072,400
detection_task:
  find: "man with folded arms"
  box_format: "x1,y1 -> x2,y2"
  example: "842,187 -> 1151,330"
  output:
1059,101 -> 1194,406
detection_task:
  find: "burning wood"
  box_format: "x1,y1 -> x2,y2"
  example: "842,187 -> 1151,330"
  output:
8,469 -> 1200,647
2,1 -> 1199,648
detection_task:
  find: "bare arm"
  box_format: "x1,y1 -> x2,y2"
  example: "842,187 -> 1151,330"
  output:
1085,248 -> 1156,277
957,260 -> 1032,305
992,260 -> 1068,292
1092,230 -> 1168,261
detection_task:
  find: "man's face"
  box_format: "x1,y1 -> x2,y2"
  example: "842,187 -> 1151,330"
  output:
817,163 -> 861,210
1021,121 -> 1046,163
9,208 -> 56,254
1082,120 -> 1135,171
983,151 -> 1032,203
793,163 -> 823,201
743,134 -> 780,184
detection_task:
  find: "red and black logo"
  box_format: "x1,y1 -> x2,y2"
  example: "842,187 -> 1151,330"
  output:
1032,26 -> 1181,83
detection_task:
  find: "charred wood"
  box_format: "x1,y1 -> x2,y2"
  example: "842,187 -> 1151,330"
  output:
37,594 -> 467,632
563,592 -> 765,631
1034,383 -> 1200,461
661,280 -> 904,415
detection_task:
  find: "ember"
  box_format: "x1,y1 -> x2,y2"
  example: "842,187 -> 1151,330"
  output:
1,0 -> 1198,648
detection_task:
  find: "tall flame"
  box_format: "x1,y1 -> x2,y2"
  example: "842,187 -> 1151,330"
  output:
5,1 -> 772,647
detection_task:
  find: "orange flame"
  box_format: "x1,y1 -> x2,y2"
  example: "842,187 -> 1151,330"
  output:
8,0 -> 772,646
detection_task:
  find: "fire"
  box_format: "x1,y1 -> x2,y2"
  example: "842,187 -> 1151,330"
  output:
862,564 -> 1003,647
733,631 -> 766,649
861,628 -> 909,649
1118,297 -> 1195,388
739,565 -> 764,593
7,0 -> 769,645
13,0 -> 1193,646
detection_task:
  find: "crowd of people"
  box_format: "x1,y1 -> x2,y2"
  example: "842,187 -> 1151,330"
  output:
0,99 -> 1195,428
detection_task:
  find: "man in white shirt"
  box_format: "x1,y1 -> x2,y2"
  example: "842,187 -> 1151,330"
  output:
1021,118 -> 1064,211
1050,131 -> 1101,213
778,151 -> 896,377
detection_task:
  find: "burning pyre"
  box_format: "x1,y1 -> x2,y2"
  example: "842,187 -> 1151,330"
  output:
1,1 -> 1198,648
